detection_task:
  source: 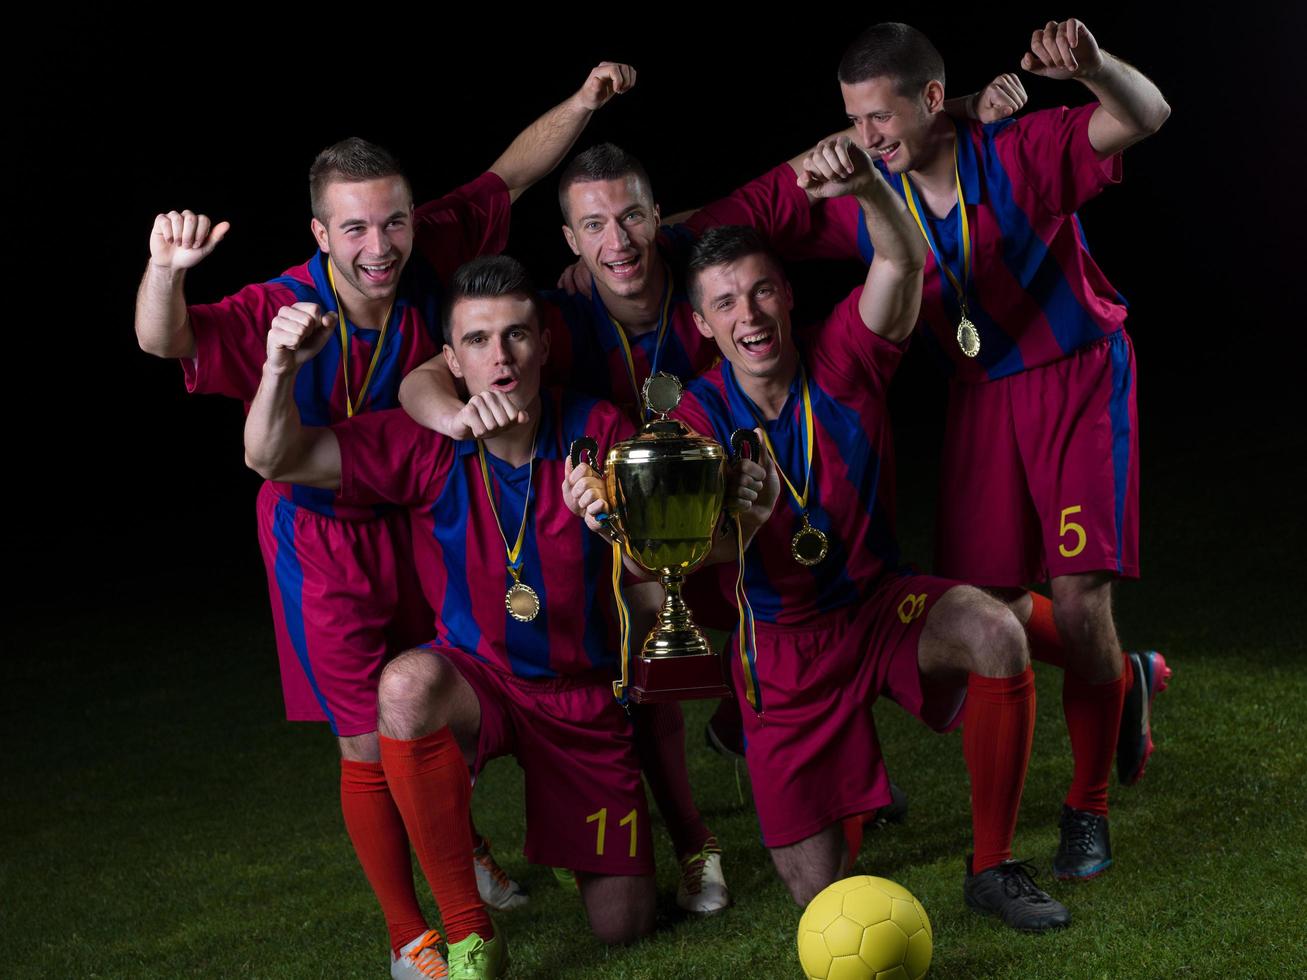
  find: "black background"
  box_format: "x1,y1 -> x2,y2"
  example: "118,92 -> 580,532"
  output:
11,8 -> 1301,617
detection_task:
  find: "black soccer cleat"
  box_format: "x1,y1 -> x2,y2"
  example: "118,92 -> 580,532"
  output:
1053,804 -> 1113,880
964,857 -> 1071,933
873,780 -> 909,826
1117,650 -> 1172,786
705,699 -> 745,760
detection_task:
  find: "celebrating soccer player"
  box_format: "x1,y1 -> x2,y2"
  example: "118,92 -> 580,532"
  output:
135,63 -> 637,978
669,139 -> 1074,932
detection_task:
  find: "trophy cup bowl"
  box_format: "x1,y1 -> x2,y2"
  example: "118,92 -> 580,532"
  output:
571,375 -> 759,702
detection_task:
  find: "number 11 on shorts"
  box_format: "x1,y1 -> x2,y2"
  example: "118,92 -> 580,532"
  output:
586,807 -> 639,857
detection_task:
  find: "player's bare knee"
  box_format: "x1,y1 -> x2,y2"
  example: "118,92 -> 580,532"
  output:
945,589 -> 1028,677
377,650 -> 453,737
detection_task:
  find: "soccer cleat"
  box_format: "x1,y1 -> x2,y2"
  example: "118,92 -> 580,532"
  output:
705,701 -> 745,759
391,930 -> 448,980
446,931 -> 507,980
473,837 -> 528,911
1053,804 -> 1113,880
1117,651 -> 1171,786
676,836 -> 731,913
963,857 -> 1071,932
873,781 -> 909,826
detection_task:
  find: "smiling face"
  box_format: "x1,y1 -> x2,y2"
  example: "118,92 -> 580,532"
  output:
443,294 -> 549,407
561,174 -> 662,302
690,251 -> 796,385
840,75 -> 944,175
310,176 -> 414,310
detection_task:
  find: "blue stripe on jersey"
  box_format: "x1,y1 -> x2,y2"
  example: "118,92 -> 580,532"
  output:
979,125 -> 1107,362
1108,334 -> 1133,575
272,498 -> 338,734
431,463 -> 482,657
560,392 -> 614,669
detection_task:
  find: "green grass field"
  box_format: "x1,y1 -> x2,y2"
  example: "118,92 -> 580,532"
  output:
6,425 -> 1305,978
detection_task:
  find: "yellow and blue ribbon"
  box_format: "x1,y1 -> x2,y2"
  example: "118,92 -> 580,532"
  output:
326,260 -> 394,418
899,140 -> 972,314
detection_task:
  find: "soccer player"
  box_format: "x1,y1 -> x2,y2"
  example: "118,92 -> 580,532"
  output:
244,255 -> 654,976
788,19 -> 1171,881
669,151 -> 1072,930
134,62 -> 637,977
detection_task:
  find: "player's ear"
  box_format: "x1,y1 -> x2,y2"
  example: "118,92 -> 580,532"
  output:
539,324 -> 551,365
923,79 -> 946,114
691,310 -> 714,339
653,202 -> 661,226
561,224 -> 580,256
311,217 -> 329,253
443,344 -> 464,379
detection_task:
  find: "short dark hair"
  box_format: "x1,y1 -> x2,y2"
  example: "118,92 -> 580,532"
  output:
838,22 -> 946,97
686,226 -> 784,312
557,143 -> 653,223
308,138 -> 410,222
441,255 -> 539,345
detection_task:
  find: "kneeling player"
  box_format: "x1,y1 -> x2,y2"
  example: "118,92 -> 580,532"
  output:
244,256 -> 653,976
671,161 -> 1070,930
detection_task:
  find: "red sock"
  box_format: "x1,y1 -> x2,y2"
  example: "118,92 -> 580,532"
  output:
1026,592 -> 1133,692
381,729 -> 492,943
1062,670 -> 1127,816
964,669 -> 1036,873
633,701 -> 711,857
340,760 -> 429,954
842,814 -> 864,868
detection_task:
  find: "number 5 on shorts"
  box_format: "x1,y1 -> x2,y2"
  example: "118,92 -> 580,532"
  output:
1058,505 -> 1086,558
586,807 -> 639,857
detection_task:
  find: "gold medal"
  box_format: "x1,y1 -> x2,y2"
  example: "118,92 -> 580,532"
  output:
791,516 -> 829,566
957,313 -> 981,358
505,580 -> 541,622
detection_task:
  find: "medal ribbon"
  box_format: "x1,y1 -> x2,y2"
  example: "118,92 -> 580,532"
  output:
605,273 -> 674,418
744,365 -> 814,515
733,514 -> 763,712
899,141 -> 972,314
476,425 -> 539,585
608,534 -> 634,704
327,261 -> 395,418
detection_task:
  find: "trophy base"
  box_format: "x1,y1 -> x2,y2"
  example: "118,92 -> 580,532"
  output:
627,652 -> 730,704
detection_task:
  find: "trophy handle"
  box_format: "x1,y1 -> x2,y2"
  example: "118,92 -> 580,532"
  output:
729,428 -> 762,462
569,436 -> 602,474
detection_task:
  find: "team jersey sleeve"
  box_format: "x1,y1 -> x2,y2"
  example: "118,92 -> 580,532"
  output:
412,171 -> 512,279
997,104 -> 1123,217
682,162 -> 817,257
334,408 -> 454,507
807,286 -> 906,397
184,281 -> 297,400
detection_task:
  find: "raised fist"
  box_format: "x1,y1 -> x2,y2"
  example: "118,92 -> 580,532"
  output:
266,302 -> 336,374
150,210 -> 230,270
1021,19 -> 1104,81
577,62 -> 637,111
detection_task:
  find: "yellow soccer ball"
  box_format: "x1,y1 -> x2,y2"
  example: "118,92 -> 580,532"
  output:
796,875 -> 932,980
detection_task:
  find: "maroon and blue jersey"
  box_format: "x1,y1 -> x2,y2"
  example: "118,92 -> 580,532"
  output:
672,288 -> 906,626
802,106 -> 1127,383
334,390 -> 635,679
184,171 -> 511,519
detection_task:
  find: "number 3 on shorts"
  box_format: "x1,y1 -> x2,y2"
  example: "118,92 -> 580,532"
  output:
586,807 -> 639,857
1058,505 -> 1086,558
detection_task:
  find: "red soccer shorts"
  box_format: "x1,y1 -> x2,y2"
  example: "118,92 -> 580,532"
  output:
430,646 -> 655,877
732,573 -> 967,848
936,331 -> 1140,587
257,483 -> 433,737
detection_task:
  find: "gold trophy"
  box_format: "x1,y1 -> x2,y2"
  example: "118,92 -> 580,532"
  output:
571,373 -> 760,703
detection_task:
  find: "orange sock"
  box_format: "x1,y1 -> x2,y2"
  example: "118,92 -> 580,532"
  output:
964,669 -> 1036,873
381,728 -> 492,944
340,759 -> 429,954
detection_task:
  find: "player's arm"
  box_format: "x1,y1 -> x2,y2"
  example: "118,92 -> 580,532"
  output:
1021,19 -> 1170,157
243,303 -> 342,488
798,138 -> 925,342
399,353 -> 529,439
489,62 -> 636,202
135,210 -> 230,358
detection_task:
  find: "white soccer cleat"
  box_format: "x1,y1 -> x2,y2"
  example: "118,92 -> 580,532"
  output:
473,837 -> 529,911
676,838 -> 731,914
391,929 -> 448,979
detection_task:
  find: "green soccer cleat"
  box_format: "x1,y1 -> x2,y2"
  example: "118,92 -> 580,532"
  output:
447,930 -> 507,980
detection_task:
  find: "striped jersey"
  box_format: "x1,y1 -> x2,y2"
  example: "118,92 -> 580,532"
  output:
184,171 -> 511,519
334,390 -> 634,678
672,287 -> 906,625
